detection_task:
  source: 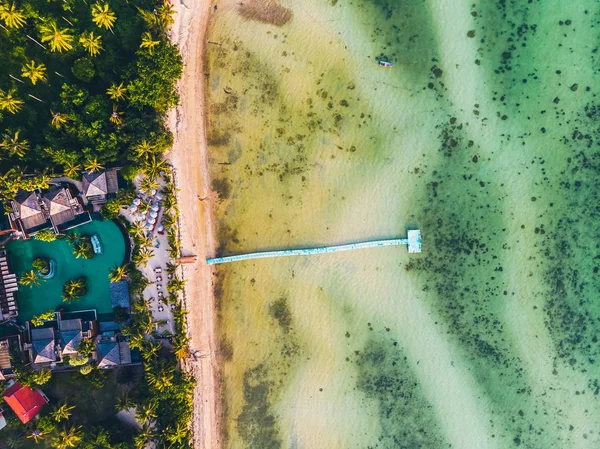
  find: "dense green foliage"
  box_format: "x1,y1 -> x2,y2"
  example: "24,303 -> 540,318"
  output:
32,256 -> 50,274
0,0 -> 182,192
62,275 -> 87,302
30,309 -> 55,326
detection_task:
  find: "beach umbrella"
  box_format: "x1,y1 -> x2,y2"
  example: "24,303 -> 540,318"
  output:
149,210 -> 158,218
151,205 -> 159,211
133,198 -> 141,205
145,222 -> 153,229
130,205 -> 138,213
150,188 -> 157,196
148,217 -> 157,224
157,224 -> 164,232
156,193 -> 164,200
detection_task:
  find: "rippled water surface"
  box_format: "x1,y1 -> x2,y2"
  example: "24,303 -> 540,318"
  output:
205,0 -> 600,448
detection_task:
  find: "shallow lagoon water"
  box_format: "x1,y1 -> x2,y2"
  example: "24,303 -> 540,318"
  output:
205,0 -> 600,448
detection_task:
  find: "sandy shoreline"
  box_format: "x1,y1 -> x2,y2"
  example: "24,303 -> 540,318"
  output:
167,0 -> 221,448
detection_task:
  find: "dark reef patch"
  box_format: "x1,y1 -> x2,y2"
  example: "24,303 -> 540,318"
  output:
355,335 -> 448,448
236,364 -> 283,449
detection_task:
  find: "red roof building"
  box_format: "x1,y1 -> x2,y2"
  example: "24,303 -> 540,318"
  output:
3,382 -> 48,423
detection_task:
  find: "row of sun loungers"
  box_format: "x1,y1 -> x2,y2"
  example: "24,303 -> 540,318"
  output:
0,254 -> 19,317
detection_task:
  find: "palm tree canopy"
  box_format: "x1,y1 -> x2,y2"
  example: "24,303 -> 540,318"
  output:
52,425 -> 82,449
1,130 -> 29,158
106,82 -> 127,101
140,31 -> 159,54
0,2 -> 27,29
91,3 -> 116,29
0,89 -> 24,114
79,31 -> 103,56
109,265 -> 129,282
63,162 -> 80,178
39,21 -> 74,53
52,402 -> 76,422
19,270 -> 40,287
85,157 -> 104,173
51,110 -> 69,129
21,60 -> 47,85
109,104 -> 123,125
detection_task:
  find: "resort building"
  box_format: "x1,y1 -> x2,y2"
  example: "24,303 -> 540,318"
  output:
82,169 -> 119,205
9,190 -> 50,238
3,382 -> 49,424
8,187 -> 91,239
0,250 -> 19,319
0,334 -> 23,380
58,318 -> 86,357
94,334 -> 132,369
43,187 -> 91,233
29,327 -> 59,367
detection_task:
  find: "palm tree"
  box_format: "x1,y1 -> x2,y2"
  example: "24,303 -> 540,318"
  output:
147,366 -> 174,390
115,394 -> 134,412
128,332 -> 145,351
0,2 -> 27,29
27,429 -> 47,443
85,157 -> 104,173
63,162 -> 80,178
142,341 -> 162,360
165,422 -> 189,447
134,423 -> 156,449
135,400 -> 158,424
172,335 -> 190,360
106,82 -> 127,102
32,171 -> 54,190
132,139 -> 154,160
21,60 -> 47,85
79,31 -> 103,56
19,270 -> 41,287
157,2 -> 176,29
73,243 -> 89,259
51,110 -> 69,129
109,104 -> 123,125
144,155 -> 168,181
51,425 -> 82,449
39,21 -> 74,53
109,265 -> 129,282
6,432 -> 24,449
133,247 -> 153,267
140,176 -> 159,195
51,402 -> 75,422
1,130 -> 28,157
91,2 -> 116,30
0,89 -> 24,114
130,222 -> 145,238
139,31 -> 159,54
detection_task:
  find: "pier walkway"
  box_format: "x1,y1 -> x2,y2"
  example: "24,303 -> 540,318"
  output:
206,230 -> 421,265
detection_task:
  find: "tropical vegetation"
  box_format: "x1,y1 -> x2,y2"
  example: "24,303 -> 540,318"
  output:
0,0 -> 181,184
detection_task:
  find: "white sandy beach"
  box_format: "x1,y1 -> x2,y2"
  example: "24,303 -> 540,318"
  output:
168,0 -> 221,448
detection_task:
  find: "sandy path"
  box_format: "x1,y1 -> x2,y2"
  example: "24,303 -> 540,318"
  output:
167,0 -> 221,448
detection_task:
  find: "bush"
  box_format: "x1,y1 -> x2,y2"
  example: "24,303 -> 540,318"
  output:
120,164 -> 140,181
62,276 -> 87,303
78,338 -> 95,357
32,257 -> 50,275
72,57 -> 96,82
34,229 -> 56,242
79,364 -> 93,375
73,235 -> 94,259
30,310 -> 55,327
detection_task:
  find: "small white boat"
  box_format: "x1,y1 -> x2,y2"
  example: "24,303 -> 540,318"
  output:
379,60 -> 393,67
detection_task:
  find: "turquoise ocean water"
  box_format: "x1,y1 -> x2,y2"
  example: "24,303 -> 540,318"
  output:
205,0 -> 599,448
